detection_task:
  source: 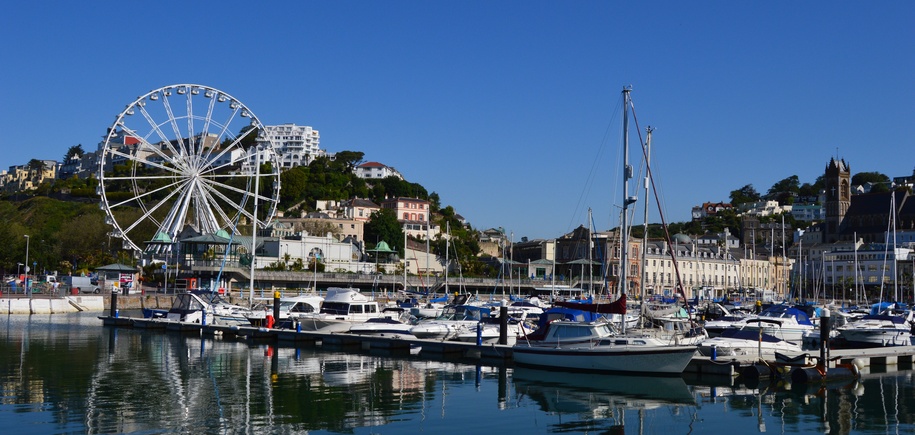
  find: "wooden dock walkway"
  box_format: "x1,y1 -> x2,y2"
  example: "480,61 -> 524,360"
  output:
99,315 -> 915,378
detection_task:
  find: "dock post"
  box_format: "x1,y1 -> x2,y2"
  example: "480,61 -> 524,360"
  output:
477,320 -> 483,346
273,291 -> 281,327
499,306 -> 508,345
819,308 -> 831,370
110,292 -> 119,318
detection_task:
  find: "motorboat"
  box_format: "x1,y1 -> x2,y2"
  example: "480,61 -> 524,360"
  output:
409,295 -> 449,319
452,311 -> 536,345
191,290 -> 253,325
247,294 -> 324,326
698,325 -> 803,358
740,304 -> 816,343
700,302 -> 752,337
837,309 -> 914,347
706,304 -> 815,342
159,293 -> 210,324
295,287 -> 383,332
348,307 -> 416,339
512,319 -> 698,375
410,293 -> 472,319
410,304 -> 491,340
159,291 -> 252,326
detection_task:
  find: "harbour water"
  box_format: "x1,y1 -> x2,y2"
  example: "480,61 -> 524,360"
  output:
2,313 -> 913,434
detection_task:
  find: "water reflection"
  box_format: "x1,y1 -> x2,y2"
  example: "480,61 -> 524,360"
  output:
0,314 -> 914,434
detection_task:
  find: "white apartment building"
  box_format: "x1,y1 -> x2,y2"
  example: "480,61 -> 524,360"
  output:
791,203 -> 825,222
355,162 -> 403,180
246,124 -> 323,171
741,200 -> 793,217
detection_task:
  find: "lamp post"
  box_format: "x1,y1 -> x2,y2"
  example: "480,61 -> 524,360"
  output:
24,235 -> 30,298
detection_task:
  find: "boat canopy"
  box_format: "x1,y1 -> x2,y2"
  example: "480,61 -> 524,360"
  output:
760,304 -> 813,326
554,294 -> 627,315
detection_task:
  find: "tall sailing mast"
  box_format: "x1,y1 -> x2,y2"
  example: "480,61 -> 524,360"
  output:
620,87 -> 635,333
639,127 -> 652,320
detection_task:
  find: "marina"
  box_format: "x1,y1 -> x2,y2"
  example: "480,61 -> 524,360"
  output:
84,295 -> 915,381
96,309 -> 915,379
2,312 -> 914,434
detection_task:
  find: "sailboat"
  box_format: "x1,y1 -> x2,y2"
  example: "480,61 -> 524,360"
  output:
512,87 -> 698,375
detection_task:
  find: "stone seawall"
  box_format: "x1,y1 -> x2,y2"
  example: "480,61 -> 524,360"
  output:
1,294 -> 256,315
1,296 -> 106,314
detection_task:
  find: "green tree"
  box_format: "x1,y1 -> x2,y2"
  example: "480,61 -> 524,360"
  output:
27,159 -> 46,172
280,166 -> 309,205
237,126 -> 260,150
428,192 -> 441,212
767,175 -> 800,205
729,184 -> 761,206
852,171 -> 891,193
63,144 -> 85,162
364,209 -> 404,256
798,174 -> 825,199
333,151 -> 365,172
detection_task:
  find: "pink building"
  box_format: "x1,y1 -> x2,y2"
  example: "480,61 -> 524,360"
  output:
382,197 -> 430,222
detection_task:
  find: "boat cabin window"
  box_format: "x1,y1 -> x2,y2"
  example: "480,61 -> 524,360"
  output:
552,325 -> 593,340
366,304 -> 377,314
321,302 -> 349,315
291,303 -> 315,313
173,294 -> 204,311
595,324 -> 614,335
350,305 -> 364,314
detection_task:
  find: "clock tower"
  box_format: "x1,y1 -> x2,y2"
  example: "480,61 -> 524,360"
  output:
824,158 -> 850,242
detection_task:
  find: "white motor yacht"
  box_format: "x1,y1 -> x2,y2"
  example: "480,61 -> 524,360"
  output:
837,310 -> 914,347
247,294 -> 324,326
296,287 -> 383,333
698,325 -> 803,358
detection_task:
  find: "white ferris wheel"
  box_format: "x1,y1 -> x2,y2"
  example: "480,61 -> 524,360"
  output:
97,84 -> 281,254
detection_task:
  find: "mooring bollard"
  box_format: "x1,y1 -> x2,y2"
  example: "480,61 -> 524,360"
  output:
477,321 -> 483,346
710,344 -> 717,361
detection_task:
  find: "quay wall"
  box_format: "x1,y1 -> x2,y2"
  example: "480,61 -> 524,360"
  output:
0,296 -> 106,314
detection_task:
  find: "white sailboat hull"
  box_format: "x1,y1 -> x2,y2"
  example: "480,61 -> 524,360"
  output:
512,343 -> 697,374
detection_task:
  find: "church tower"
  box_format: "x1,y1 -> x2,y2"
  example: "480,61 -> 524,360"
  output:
824,157 -> 850,242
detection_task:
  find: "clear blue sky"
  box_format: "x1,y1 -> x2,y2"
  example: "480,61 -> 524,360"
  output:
2,1 -> 913,241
